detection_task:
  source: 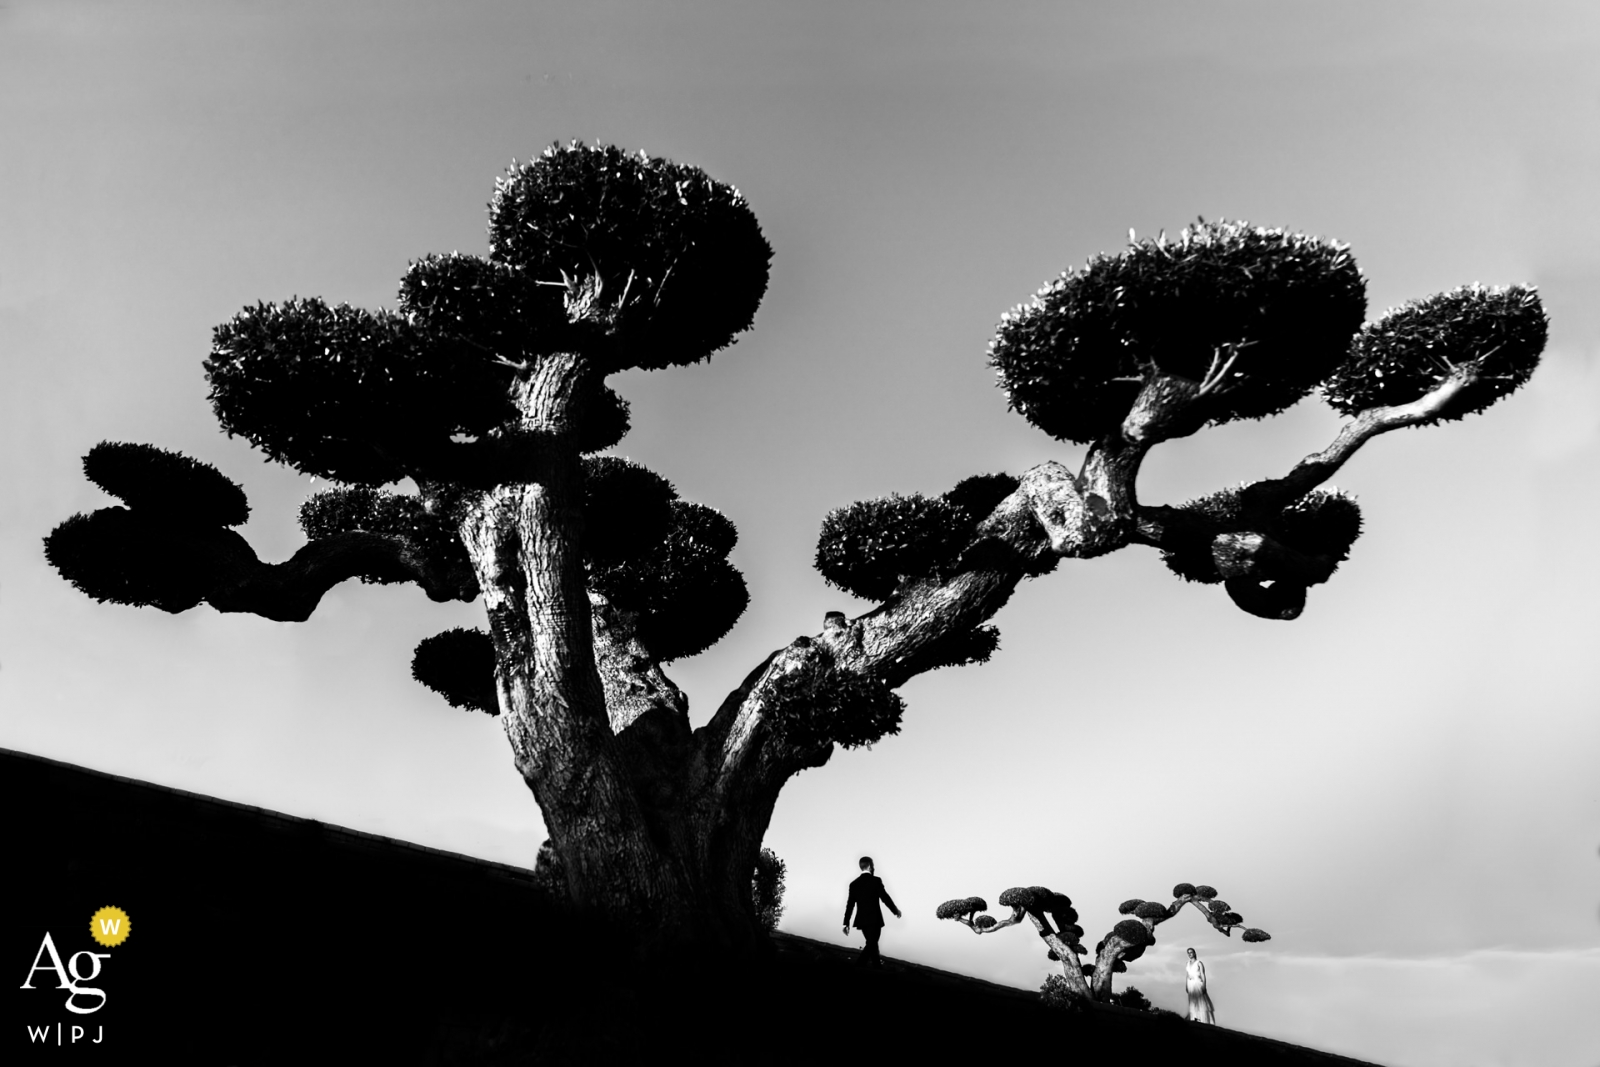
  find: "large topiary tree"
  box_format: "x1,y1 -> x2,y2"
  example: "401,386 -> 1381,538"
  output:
44,142 -> 1546,954
938,883 -> 1269,1002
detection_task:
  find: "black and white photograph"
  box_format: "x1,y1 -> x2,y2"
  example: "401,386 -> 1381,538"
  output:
3,3 -> 1598,1064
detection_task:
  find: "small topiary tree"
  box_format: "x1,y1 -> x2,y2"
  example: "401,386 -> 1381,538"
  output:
938,882 -> 1270,1002
752,847 -> 787,932
43,139 -> 1545,955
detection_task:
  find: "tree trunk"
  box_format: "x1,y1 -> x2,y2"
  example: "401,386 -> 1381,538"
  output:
437,353 -> 1430,956
455,353 -> 779,956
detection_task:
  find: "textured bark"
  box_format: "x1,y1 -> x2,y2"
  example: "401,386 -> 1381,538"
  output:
1026,913 -> 1095,999
451,354 -> 770,953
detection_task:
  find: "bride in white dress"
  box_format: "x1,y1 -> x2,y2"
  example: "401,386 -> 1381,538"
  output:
1185,948 -> 1215,1023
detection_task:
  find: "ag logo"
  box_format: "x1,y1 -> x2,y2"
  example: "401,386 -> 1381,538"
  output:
19,906 -> 130,1015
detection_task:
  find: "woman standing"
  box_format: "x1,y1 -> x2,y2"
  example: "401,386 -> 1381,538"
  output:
1185,948 -> 1216,1023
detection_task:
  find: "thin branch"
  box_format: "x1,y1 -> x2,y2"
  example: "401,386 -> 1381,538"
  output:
1196,344 -> 1245,397
1240,362 -> 1481,514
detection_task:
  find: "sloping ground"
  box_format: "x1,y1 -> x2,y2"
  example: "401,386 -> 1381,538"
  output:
769,932 -> 1378,1066
2,747 -> 1377,1065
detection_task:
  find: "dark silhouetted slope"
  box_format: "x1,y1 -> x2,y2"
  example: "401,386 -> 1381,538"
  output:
1,748 -> 1377,1065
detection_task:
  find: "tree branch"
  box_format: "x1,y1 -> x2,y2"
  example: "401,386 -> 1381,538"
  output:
953,908 -> 1026,936
695,365 -> 1473,833
1239,363 -> 1481,514
1025,911 -> 1094,999
200,528 -> 478,621
590,592 -> 696,814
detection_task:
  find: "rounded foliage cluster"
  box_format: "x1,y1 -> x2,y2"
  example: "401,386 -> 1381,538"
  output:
940,473 -> 1022,523
814,473 -> 1019,601
44,443 -> 254,613
1325,285 -> 1545,420
580,456 -> 745,662
44,509 -> 239,613
1240,928 -> 1272,943
1117,899 -> 1145,915
488,143 -> 772,372
766,655 -> 905,751
587,494 -> 747,663
1040,974 -> 1089,1012
998,886 -> 1039,910
990,220 -> 1366,443
83,442 -> 249,527
1112,919 -> 1154,947
411,628 -> 499,715
1172,883 -> 1196,899
917,624 -> 1002,674
935,897 -> 989,920
208,298 -> 516,485
815,494 -> 970,601
1194,885 -> 1217,899
580,457 -> 678,565
1161,485 -> 1362,585
398,252 -> 571,361
1110,986 -> 1153,1012
974,914 -> 997,930
299,486 -> 470,584
999,886 -> 1073,921
752,847 -> 787,932
1133,901 -> 1171,921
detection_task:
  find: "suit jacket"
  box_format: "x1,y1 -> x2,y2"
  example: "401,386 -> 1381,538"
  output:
843,873 -> 898,930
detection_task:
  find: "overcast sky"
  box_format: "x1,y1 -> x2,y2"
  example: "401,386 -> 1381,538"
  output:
4,3 -> 1599,1064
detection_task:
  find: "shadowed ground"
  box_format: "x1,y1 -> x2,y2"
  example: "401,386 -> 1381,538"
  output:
2,748 -> 1378,1065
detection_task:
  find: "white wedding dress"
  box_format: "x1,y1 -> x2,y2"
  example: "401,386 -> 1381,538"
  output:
1185,958 -> 1216,1023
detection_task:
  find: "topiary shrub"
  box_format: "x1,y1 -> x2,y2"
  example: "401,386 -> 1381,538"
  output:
84,441 -> 251,527
1041,973 -> 1091,1012
1325,284 -> 1545,420
1110,986 -> 1153,1012
412,628 -> 499,714
752,847 -> 787,931
935,896 -> 989,920
990,220 -> 1367,443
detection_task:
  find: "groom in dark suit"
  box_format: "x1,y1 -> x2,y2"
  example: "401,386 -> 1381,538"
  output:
842,856 -> 901,966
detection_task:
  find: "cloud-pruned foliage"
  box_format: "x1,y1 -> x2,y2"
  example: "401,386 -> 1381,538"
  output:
82,441 -> 250,527
43,443 -> 255,612
1160,486 -> 1363,585
990,220 -> 1367,443
815,473 -> 1021,601
489,143 -> 773,372
767,653 -> 905,750
1325,284 -> 1546,420
587,495 -> 748,664
412,628 -> 499,715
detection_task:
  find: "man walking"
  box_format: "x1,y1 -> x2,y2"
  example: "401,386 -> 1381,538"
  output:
842,856 -> 901,967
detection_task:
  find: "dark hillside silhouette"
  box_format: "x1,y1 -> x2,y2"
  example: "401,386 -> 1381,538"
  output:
4,748 -> 1381,1065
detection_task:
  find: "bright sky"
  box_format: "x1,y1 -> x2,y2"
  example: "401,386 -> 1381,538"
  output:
4,4 -> 1599,1064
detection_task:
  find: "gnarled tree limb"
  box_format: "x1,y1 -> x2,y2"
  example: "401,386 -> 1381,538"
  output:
205,529 -> 480,620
